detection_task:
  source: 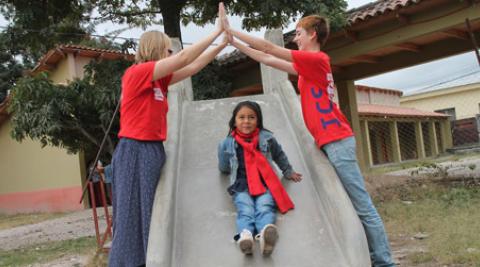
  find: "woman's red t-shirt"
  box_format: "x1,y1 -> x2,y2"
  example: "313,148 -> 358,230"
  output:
118,61 -> 173,141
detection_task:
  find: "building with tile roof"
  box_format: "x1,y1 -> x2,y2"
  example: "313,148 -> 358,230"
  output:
401,69 -> 480,147
0,45 -> 132,214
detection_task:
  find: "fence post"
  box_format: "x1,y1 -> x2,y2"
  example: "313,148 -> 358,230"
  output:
440,120 -> 453,151
389,121 -> 402,163
415,121 -> 426,159
360,120 -> 373,167
336,80 -> 366,171
429,121 -> 439,156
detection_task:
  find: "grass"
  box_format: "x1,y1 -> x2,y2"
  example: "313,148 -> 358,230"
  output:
375,181 -> 480,265
86,251 -> 109,267
0,212 -> 67,230
0,236 -> 97,267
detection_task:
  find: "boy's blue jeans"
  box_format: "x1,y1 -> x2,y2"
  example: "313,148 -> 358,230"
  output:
323,136 -> 395,267
233,190 -> 276,236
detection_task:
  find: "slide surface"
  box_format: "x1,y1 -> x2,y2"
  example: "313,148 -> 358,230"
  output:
147,92 -> 370,267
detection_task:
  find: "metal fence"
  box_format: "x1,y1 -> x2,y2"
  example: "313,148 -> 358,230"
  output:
356,81 -> 480,169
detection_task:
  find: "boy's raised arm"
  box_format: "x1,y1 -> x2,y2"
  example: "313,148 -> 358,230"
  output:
229,29 -> 292,62
231,39 -> 297,76
221,4 -> 292,62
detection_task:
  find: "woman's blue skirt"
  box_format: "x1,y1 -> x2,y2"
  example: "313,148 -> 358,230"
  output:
109,138 -> 166,267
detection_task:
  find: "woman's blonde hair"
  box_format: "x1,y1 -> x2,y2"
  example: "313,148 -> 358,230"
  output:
135,31 -> 171,63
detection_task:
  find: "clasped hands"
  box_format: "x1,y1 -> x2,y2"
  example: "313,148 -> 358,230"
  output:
216,2 -> 236,47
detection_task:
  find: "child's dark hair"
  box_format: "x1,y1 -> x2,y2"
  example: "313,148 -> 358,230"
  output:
228,101 -> 267,134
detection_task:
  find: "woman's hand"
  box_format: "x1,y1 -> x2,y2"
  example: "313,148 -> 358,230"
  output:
217,2 -> 226,32
287,172 -> 303,182
219,3 -> 235,45
221,4 -> 230,32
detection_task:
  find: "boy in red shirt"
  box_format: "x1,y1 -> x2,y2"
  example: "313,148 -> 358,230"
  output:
221,13 -> 395,267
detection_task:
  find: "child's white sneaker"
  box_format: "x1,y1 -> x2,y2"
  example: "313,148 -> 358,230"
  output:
237,229 -> 254,255
257,224 -> 278,256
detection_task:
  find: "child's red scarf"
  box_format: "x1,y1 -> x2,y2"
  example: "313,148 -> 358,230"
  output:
232,128 -> 294,213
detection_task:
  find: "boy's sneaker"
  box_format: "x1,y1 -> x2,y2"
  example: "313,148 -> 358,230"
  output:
237,229 -> 254,255
257,224 -> 278,256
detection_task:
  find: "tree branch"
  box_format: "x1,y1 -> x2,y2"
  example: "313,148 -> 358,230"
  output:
101,123 -> 115,155
110,9 -> 162,17
76,125 -> 101,147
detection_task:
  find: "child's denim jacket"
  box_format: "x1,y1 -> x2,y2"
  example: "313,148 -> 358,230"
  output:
217,129 -> 294,187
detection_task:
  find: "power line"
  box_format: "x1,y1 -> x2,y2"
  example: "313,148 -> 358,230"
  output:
0,25 -> 203,46
0,25 -> 138,40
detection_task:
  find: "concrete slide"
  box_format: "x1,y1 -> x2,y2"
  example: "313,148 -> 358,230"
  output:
145,75 -> 371,266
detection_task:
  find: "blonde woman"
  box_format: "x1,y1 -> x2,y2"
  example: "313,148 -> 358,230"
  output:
109,3 -> 227,266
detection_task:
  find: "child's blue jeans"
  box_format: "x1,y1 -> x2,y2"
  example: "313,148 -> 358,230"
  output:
323,136 -> 395,267
233,190 -> 276,236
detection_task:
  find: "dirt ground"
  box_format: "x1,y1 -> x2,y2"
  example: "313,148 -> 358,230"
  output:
0,209 -> 108,251
0,209 -> 109,266
365,174 -> 430,266
365,172 -> 479,267
0,174 -> 459,266
29,255 -> 92,267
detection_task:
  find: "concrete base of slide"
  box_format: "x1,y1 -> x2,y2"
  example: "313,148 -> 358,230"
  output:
146,80 -> 371,266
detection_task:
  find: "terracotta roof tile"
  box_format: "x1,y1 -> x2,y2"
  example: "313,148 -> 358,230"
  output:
359,103 -> 448,118
348,0 -> 421,24
32,44 -> 134,74
57,44 -> 128,54
356,85 -> 403,96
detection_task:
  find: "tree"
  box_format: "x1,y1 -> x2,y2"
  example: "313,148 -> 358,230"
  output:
188,0 -> 348,32
0,32 -> 23,103
95,0 -> 348,44
0,0 -> 100,103
192,59 -> 233,100
8,52 -> 130,163
0,0 -> 95,64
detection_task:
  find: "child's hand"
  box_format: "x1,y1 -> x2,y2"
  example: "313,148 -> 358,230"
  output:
96,166 -> 105,174
287,172 -> 302,182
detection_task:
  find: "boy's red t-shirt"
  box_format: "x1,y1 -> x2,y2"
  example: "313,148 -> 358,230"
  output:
118,61 -> 173,141
291,50 -> 353,147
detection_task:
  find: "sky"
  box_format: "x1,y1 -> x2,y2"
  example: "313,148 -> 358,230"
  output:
1,0 -> 478,92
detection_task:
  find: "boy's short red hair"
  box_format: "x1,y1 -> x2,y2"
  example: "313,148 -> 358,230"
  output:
296,15 -> 330,47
